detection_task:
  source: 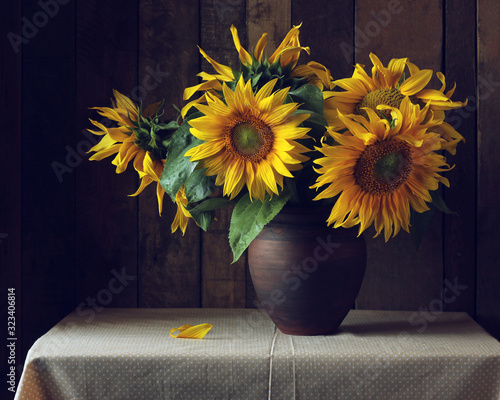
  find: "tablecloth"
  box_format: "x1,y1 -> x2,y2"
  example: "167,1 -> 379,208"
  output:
14,308 -> 500,400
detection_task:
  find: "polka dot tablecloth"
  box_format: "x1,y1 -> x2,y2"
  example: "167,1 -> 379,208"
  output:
14,308 -> 500,400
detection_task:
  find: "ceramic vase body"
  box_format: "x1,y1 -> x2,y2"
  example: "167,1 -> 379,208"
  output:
248,207 -> 367,335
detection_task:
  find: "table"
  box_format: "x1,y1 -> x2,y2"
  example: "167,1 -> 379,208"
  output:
14,308 -> 500,400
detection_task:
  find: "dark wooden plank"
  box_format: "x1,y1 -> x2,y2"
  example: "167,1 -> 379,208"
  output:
354,1 -> 443,73
292,0 -> 354,78
199,0 -> 247,308
20,0 -> 76,365
75,1 -> 139,308
247,0 -> 292,53
1,2 -> 22,396
200,0 -> 246,73
442,0 -> 476,315
137,0 -> 201,308
203,209 -> 247,308
477,0 -> 500,339
354,0 -> 445,310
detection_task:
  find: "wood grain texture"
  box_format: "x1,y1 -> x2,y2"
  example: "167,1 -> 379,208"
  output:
291,0 -> 355,78
247,0 -> 292,55
200,0 -> 247,308
355,0 -> 445,310
75,1 -> 139,308
20,0 -> 76,360
138,0 -> 201,308
1,2 -> 22,394
477,0 -> 500,339
354,0 -> 443,73
442,0 -> 476,315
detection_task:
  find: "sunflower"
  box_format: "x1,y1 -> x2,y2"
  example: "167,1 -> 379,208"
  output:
88,90 -> 166,214
181,24 -> 332,118
324,53 -> 465,153
171,185 -> 193,235
185,77 -> 311,202
312,97 -> 451,241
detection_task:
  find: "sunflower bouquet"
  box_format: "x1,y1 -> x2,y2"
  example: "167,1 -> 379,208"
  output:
88,24 -> 465,262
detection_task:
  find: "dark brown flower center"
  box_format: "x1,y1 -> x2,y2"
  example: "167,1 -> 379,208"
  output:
225,115 -> 274,162
354,139 -> 413,194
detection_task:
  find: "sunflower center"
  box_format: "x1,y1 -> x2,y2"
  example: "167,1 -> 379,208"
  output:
225,115 -> 274,162
356,89 -> 419,120
354,139 -> 413,194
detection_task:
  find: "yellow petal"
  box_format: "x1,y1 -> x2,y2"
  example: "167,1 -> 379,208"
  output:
185,141 -> 225,160
230,24 -> 252,65
387,57 -> 408,86
156,182 -> 165,216
170,323 -> 213,339
129,175 -> 153,197
258,159 -> 279,195
254,33 -> 268,61
417,89 -> 451,102
333,78 -> 368,96
406,61 -> 420,76
277,46 -> 310,67
198,46 -> 234,79
399,69 -> 433,95
89,134 -> 117,153
181,94 -> 208,119
183,80 -> 222,101
269,25 -> 301,64
267,152 -> 294,178
223,160 -> 245,198
255,79 -> 278,103
369,53 -> 384,69
112,89 -> 139,119
89,143 -> 121,161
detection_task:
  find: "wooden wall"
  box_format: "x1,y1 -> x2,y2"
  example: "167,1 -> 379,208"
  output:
2,0 -> 500,392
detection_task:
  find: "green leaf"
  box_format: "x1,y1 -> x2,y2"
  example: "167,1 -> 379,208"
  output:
430,190 -> 457,215
251,72 -> 263,87
293,109 -> 327,127
409,207 -> 435,250
190,210 -> 215,232
229,189 -> 291,263
162,120 -> 180,130
187,197 -> 234,213
289,84 -> 324,115
396,72 -> 406,89
231,69 -> 242,83
292,109 -> 328,142
160,113 -> 203,201
184,169 -> 216,203
187,197 -> 235,232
